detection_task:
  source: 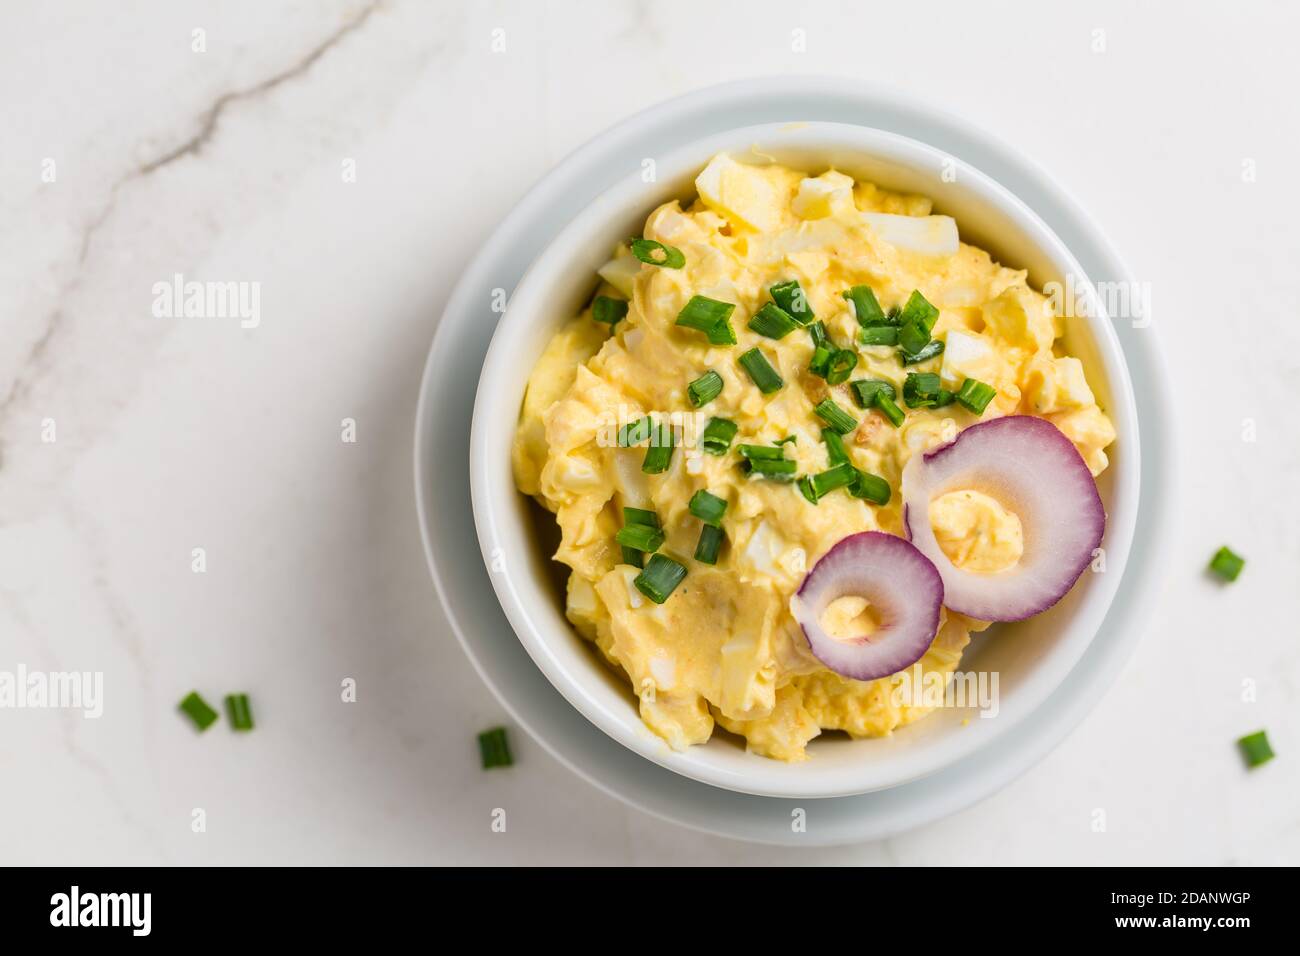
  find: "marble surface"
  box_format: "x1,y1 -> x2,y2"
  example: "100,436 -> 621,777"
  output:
2,0 -> 1297,865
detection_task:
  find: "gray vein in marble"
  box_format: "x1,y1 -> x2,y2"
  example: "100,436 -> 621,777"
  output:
0,0 -> 383,439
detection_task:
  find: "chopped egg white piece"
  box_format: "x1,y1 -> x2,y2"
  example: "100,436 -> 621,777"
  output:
862,212 -> 959,257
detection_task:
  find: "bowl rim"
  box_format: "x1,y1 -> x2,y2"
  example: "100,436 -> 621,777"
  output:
467,120 -> 1140,799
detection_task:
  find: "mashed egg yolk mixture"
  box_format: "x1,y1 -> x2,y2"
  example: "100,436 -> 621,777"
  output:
511,153 -> 1116,761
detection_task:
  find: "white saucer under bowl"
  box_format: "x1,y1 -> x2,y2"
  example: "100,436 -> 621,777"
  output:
414,76 -> 1176,846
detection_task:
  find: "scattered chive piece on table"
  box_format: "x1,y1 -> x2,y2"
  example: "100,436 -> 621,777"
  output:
179,691 -> 219,732
900,339 -> 945,365
849,379 -> 896,409
903,371 -> 944,409
687,370 -> 724,407
875,394 -> 906,428
641,421 -> 675,474
675,295 -> 736,340
1237,730 -> 1274,768
956,377 -> 997,414
843,285 -> 886,326
616,522 -> 665,553
738,347 -> 784,393
225,693 -> 254,731
1209,546 -> 1245,582
825,349 -> 859,385
617,416 -> 652,447
478,726 -> 513,769
748,302 -> 800,339
814,398 -> 858,435
821,428 -> 850,466
634,553 -> 688,603
688,489 -> 728,526
742,457 -> 798,481
859,325 -> 900,347
630,238 -> 685,269
592,295 -> 628,325
701,417 -> 738,455
851,470 -> 892,505
769,280 -> 814,325
694,524 -> 725,564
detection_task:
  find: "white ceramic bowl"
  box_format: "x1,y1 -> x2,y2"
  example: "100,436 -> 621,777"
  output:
469,122 -> 1139,799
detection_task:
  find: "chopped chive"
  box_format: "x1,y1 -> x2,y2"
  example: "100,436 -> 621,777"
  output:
769,280 -> 814,325
775,434 -> 798,446
875,393 -> 906,428
675,295 -> 736,341
741,457 -> 798,481
623,506 -> 660,529
617,416 -> 652,447
822,428 -> 850,466
850,378 -> 896,409
809,344 -> 834,377
694,524 -> 725,564
225,693 -> 254,731
748,302 -> 800,339
898,321 -> 932,356
179,691 -> 219,732
808,320 -> 830,349
592,295 -> 628,325
800,462 -> 859,504
737,444 -> 785,460
688,489 -> 728,526
899,289 -> 939,331
621,546 -> 644,568
1238,730 -> 1274,768
641,421 -> 675,474
701,417 -> 738,455
859,325 -> 900,347
687,370 -> 724,407
478,726 -> 513,769
825,348 -> 859,386
851,471 -> 892,505
956,377 -> 997,414
843,285 -> 886,326
814,398 -> 859,435
634,553 -> 688,603
738,347 -> 784,393
900,339 -> 945,365
631,238 -> 685,269
616,522 -> 665,552
903,371 -> 944,409
933,388 -> 956,407
1209,546 -> 1245,582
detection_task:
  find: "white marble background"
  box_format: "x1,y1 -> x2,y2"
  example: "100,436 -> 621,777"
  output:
2,0 -> 1297,865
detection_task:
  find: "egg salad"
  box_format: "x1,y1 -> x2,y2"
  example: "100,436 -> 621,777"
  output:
511,152 -> 1116,761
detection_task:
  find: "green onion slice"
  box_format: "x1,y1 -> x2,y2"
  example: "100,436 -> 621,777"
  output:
859,325 -> 900,347
623,506 -> 660,528
1209,546 -> 1245,582
478,726 -> 513,769
634,553 -> 688,603
900,339 -> 945,365
675,295 -> 736,339
616,522 -> 665,552
843,285 -> 886,326
1238,730 -> 1274,768
631,238 -> 685,269
687,370 -> 724,407
850,378 -> 896,409
899,289 -> 939,331
956,377 -> 997,414
769,280 -> 814,325
748,302 -> 799,339
738,347 -> 784,393
621,546 -> 644,568
694,524 -> 725,565
814,398 -> 859,435
225,693 -> 254,731
903,371 -> 944,408
688,489 -> 728,526
592,295 -> 628,325
825,348 -> 859,386
821,428 -> 850,466
641,421 -> 675,474
737,444 -> 785,460
875,393 -> 906,428
741,457 -> 798,481
179,691 -> 219,732
701,417 -> 738,455
617,416 -> 652,447
851,471 -> 892,505
809,344 -> 834,378
800,462 -> 859,504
